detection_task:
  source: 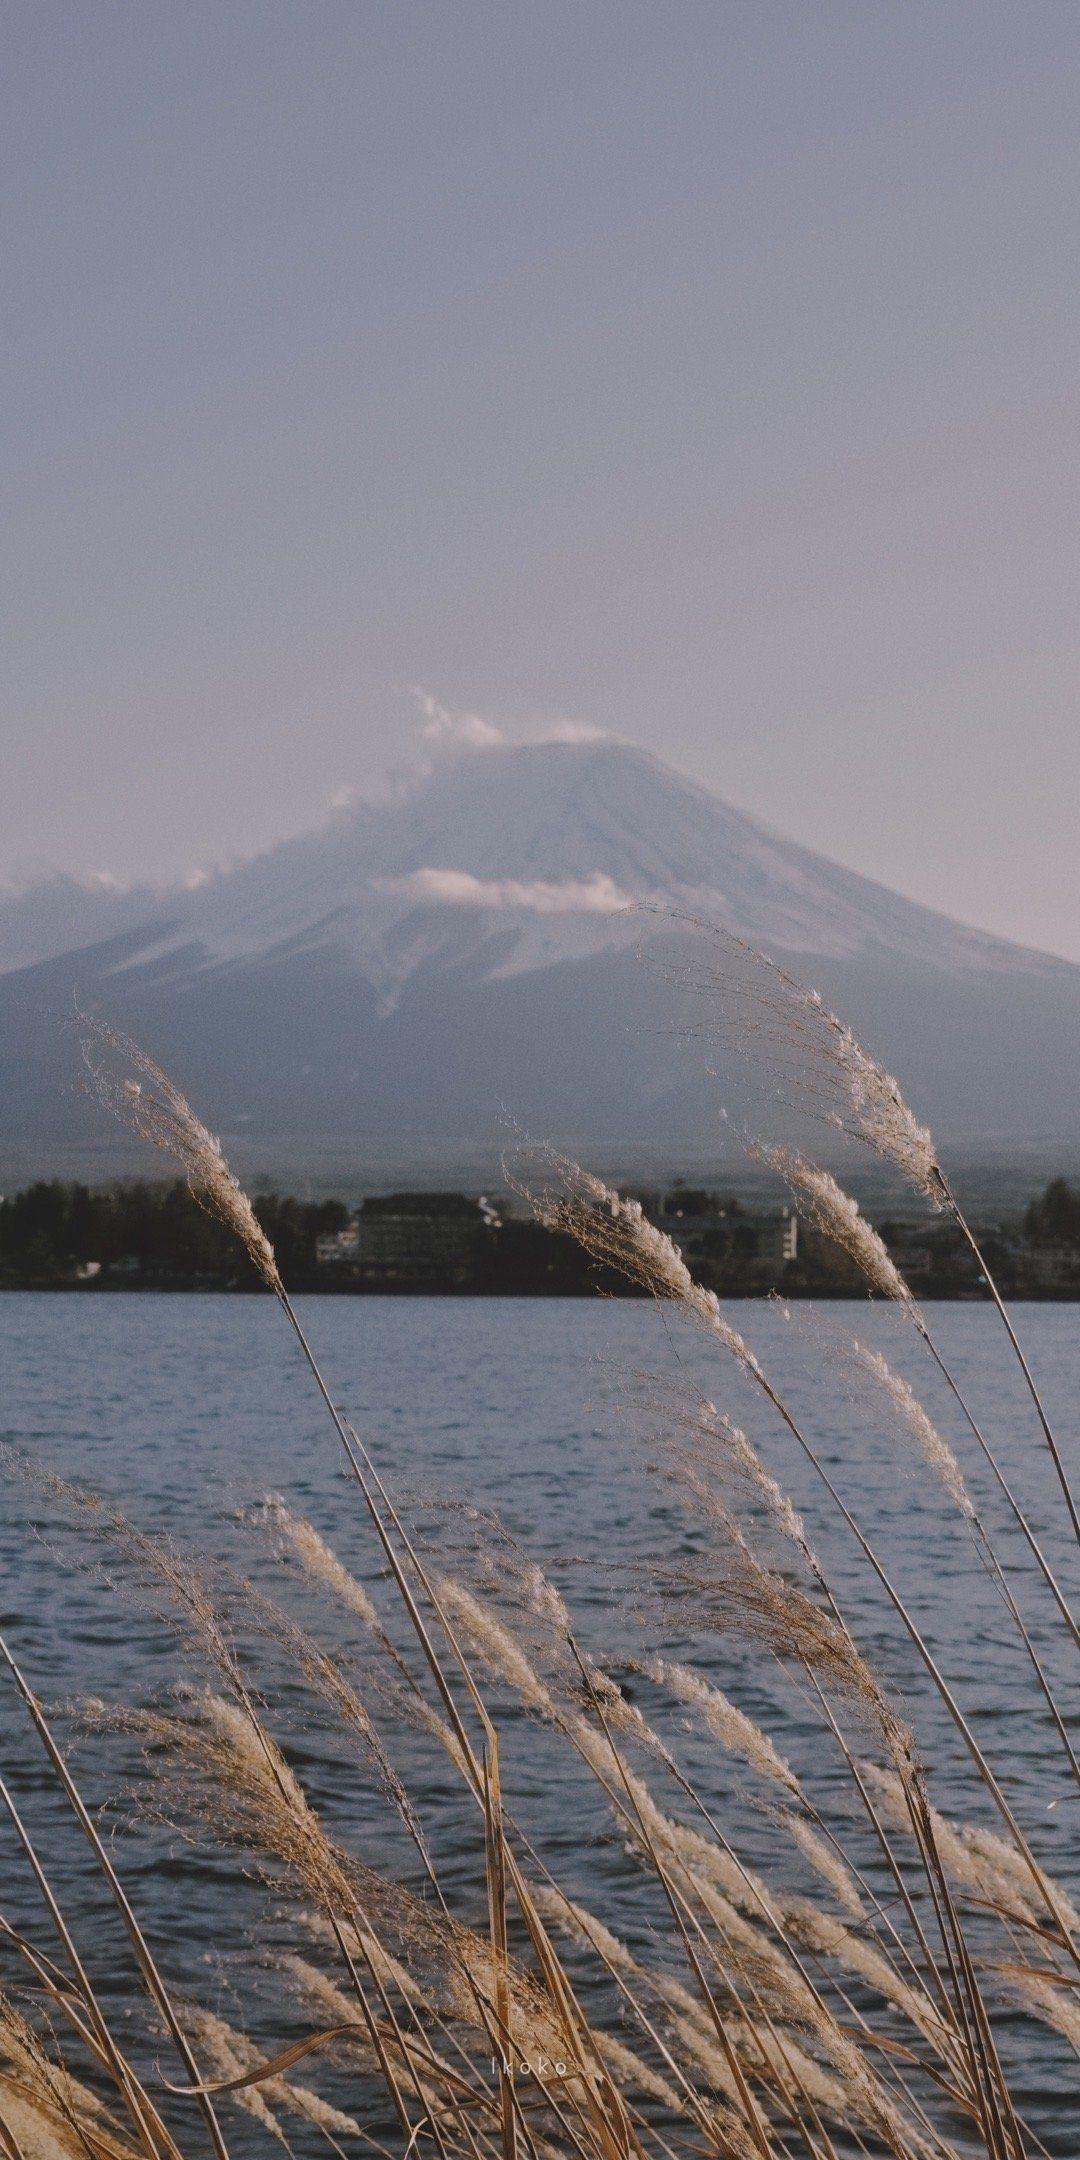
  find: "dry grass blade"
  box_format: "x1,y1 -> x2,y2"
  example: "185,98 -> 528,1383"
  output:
481,1744 -> 519,2160
183,2005 -> 363,2144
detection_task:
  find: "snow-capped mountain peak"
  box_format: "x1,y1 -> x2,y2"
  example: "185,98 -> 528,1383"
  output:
0,736 -> 1038,984
2,737 -> 1077,1179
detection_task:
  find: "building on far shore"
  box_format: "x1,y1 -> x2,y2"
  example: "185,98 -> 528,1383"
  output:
633,1183 -> 798,1273
356,1192 -> 500,1288
308,1181 -> 797,1292
314,1220 -> 361,1266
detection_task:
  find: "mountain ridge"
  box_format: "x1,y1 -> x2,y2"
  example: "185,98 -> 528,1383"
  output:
4,737 -> 1069,973
2,737 -> 1078,1184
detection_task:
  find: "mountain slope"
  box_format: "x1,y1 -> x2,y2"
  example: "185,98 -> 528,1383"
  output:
2,739 -> 1078,1184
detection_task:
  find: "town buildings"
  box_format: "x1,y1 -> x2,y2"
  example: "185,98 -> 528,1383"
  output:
311,1182 -> 796,1291
630,1183 -> 798,1272
313,1220 -> 361,1266
354,1191 -> 500,1288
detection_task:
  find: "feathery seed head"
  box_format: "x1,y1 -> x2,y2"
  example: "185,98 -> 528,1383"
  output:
256,1496 -> 380,1629
847,1342 -> 974,1518
80,1016 -> 281,1290
433,1574 -> 553,1713
679,925 -> 942,1197
778,1814 -> 864,1919
760,1149 -> 913,1306
641,1656 -> 798,1793
517,1148 -> 762,1374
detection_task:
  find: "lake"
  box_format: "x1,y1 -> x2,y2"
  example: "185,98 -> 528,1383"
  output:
0,1293 -> 1076,2154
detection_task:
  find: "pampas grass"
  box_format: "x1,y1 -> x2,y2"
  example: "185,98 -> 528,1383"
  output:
0,988 -> 1074,2160
78,1017 -> 281,1296
756,1149 -> 915,1310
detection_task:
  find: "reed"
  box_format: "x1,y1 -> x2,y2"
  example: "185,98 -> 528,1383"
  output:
0,975 -> 1074,2160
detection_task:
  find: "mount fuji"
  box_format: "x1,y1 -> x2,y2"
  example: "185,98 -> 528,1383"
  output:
3,736 -> 1079,1186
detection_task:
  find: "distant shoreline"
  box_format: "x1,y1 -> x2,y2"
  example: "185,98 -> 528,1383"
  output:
7,1172 -> 1080,1299
5,1278 -> 1080,1302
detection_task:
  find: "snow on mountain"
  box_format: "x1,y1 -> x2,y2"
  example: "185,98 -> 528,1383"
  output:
2,737 -> 1078,1181
0,738 -> 1042,982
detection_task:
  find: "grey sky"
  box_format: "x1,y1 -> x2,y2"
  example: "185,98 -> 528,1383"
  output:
5,3 -> 1080,956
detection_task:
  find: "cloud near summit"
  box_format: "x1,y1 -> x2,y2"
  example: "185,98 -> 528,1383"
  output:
410,687 -> 504,749
408,687 -> 611,754
324,691 -> 618,825
377,867 -> 633,914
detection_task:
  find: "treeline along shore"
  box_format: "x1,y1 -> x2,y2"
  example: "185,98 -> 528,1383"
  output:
5,1173 -> 1080,1297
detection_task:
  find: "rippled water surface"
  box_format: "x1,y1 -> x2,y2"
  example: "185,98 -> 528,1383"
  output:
1,1294 -> 1077,2153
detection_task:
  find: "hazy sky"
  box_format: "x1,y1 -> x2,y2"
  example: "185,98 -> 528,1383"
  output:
5,4 -> 1080,955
